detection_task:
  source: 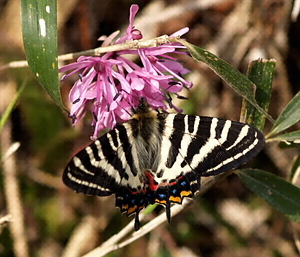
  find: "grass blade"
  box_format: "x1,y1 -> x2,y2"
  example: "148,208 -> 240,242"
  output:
241,59 -> 275,130
268,91 -> 300,137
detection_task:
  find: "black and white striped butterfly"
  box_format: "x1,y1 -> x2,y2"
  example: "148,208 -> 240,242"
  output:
63,98 -> 264,230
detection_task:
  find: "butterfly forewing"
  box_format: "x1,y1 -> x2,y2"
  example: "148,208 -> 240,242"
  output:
150,114 -> 264,184
173,114 -> 263,176
63,124 -> 134,196
63,106 -> 264,230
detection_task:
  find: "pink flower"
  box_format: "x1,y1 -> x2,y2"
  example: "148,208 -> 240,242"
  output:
60,4 -> 192,139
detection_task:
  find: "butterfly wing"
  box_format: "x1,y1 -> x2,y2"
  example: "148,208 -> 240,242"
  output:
163,114 -> 264,175
63,121 -> 155,228
63,123 -> 142,197
148,113 -> 264,204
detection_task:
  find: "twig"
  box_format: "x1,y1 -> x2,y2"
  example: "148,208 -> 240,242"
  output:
0,142 -> 20,163
0,214 -> 12,235
0,35 -> 179,71
0,83 -> 29,257
61,216 -> 100,257
0,214 -> 12,226
59,35 -> 175,61
1,128 -> 29,257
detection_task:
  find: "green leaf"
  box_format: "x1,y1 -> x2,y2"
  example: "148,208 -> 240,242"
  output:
21,0 -> 65,111
0,83 -> 26,133
177,39 -> 273,123
238,169 -> 300,223
266,130 -> 300,142
241,59 -> 275,130
268,91 -> 300,137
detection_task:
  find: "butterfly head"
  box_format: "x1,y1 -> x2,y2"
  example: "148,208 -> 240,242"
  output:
134,97 -> 150,113
131,98 -> 158,121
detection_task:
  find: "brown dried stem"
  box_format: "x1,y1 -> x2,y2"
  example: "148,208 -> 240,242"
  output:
0,83 -> 29,257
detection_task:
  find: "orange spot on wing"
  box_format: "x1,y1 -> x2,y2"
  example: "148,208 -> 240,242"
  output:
128,206 -> 138,215
180,191 -> 192,197
169,196 -> 181,203
155,199 -> 167,205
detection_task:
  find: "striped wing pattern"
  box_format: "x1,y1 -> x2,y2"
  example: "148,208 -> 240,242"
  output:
63,110 -> 264,230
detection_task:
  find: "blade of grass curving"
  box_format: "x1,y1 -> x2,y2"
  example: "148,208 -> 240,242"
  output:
0,83 -> 26,133
241,59 -> 275,130
267,91 -> 300,138
266,130 -> 300,143
177,39 -> 273,123
21,0 -> 65,111
238,169 -> 300,223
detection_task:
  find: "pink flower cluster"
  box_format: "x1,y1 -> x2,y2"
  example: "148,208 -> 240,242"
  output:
60,4 -> 192,139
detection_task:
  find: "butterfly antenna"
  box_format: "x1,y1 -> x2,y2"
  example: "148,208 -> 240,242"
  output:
119,89 -> 143,113
131,91 -> 148,112
113,92 -> 133,117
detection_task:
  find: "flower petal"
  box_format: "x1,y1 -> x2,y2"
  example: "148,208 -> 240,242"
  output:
169,27 -> 189,37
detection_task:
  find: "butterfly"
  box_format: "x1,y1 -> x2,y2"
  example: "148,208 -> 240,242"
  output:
63,98 -> 264,230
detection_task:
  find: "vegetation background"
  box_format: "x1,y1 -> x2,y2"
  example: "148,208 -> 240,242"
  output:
0,0 -> 299,256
